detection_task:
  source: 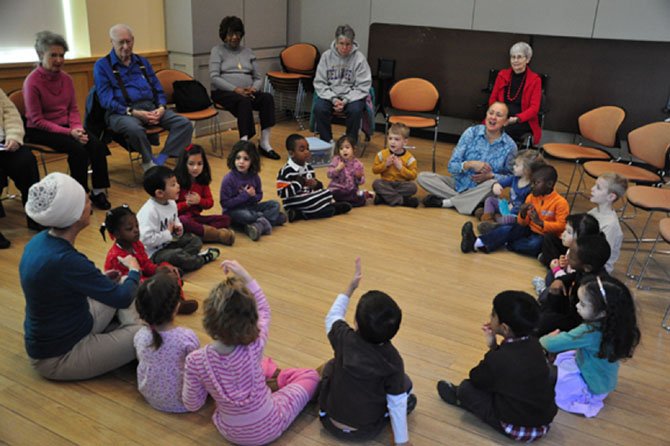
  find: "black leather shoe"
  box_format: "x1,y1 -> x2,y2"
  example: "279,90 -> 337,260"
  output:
260,148 -> 281,160
460,221 -> 476,253
90,192 -> 112,210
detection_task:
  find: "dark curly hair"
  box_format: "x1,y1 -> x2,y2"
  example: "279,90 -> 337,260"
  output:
99,205 -> 135,242
135,272 -> 182,349
174,144 -> 212,190
203,276 -> 259,346
579,275 -> 640,362
227,140 -> 261,175
219,16 -> 245,42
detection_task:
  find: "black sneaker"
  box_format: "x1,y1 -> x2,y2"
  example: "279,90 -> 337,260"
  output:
460,221 -> 476,253
407,393 -> 418,414
199,247 -> 220,264
401,197 -> 419,208
437,381 -> 460,406
422,194 -> 443,208
90,192 -> 112,210
287,208 -> 299,223
373,194 -> 385,205
333,202 -> 352,215
0,231 -> 10,249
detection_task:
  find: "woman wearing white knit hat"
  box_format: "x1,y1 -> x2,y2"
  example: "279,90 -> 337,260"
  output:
20,172 -> 142,380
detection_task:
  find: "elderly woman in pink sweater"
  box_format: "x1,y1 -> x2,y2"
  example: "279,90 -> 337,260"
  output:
23,31 -> 111,210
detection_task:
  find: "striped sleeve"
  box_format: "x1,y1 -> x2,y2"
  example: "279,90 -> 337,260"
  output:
182,351 -> 208,411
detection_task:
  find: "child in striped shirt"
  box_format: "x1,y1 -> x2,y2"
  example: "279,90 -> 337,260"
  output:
277,134 -> 351,221
182,260 -> 320,445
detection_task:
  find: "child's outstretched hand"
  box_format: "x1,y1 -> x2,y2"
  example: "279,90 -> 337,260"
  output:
221,259 -> 253,283
482,322 -> 497,349
345,257 -> 362,297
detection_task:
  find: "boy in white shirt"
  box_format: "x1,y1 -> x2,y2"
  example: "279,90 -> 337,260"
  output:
137,166 -> 219,272
587,172 -> 627,273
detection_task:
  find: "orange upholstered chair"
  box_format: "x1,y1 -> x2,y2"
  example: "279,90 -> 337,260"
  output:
385,78 -> 440,172
542,106 -> 625,205
582,122 -> 670,189
265,43 -> 320,129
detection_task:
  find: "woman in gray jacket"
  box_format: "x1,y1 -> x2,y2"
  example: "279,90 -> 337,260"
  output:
210,16 -> 280,160
313,25 -> 372,145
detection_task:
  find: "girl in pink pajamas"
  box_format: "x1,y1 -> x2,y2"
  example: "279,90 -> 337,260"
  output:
182,260 -> 319,445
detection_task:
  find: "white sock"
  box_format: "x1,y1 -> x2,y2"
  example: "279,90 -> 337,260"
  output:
141,161 -> 156,172
474,238 -> 484,249
442,198 -> 454,208
260,128 -> 273,151
92,188 -> 105,196
240,135 -> 249,141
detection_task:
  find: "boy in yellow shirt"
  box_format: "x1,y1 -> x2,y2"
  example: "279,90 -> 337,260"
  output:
372,123 -> 419,207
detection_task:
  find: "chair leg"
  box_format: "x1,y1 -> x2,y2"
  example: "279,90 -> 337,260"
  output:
568,163 -> 586,209
636,233 -> 659,289
626,211 -> 654,279
432,126 -> 438,172
662,303 -> 670,331
39,152 -> 49,176
383,119 -> 389,149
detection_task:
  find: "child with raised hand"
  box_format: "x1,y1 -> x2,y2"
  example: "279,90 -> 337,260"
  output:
101,205 -> 198,314
477,150 -> 544,234
541,275 -> 640,417
277,133 -> 351,221
319,258 -> 416,445
587,172 -> 628,272
537,234 -> 611,336
134,271 -> 200,412
327,135 -> 372,207
437,291 -> 557,443
174,144 -> 235,246
532,213 -> 600,295
182,260 -> 320,445
220,140 -> 286,242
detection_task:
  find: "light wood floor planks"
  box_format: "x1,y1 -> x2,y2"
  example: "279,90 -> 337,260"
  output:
1,120 -> 669,445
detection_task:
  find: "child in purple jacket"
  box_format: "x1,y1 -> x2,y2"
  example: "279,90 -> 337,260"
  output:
327,135 -> 373,207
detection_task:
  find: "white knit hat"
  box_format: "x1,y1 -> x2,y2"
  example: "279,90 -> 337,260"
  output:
25,173 -> 86,228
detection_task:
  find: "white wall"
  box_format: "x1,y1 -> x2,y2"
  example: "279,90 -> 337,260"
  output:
288,0 -> 670,54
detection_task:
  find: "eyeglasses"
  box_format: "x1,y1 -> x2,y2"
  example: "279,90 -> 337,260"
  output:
596,276 -> 608,303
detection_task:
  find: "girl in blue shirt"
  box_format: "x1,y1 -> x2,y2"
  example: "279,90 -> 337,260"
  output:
540,275 -> 640,417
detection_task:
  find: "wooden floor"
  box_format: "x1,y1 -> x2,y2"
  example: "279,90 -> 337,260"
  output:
1,120 -> 669,445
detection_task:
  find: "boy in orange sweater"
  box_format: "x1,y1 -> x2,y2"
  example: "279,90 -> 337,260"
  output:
461,164 -> 568,256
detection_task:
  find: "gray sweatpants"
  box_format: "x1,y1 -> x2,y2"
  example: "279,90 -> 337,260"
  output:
417,172 -> 494,215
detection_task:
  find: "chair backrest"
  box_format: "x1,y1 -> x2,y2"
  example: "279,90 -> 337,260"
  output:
8,89 -> 26,117
280,43 -> 319,75
577,106 -> 626,147
389,78 -> 439,113
627,122 -> 670,170
155,69 -> 193,104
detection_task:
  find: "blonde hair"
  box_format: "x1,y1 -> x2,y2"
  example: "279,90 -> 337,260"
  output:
599,172 -> 628,200
388,122 -> 410,139
516,149 -> 545,178
202,276 -> 259,346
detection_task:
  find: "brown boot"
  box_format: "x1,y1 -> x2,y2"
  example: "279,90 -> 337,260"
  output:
481,212 -> 495,222
202,225 -> 235,246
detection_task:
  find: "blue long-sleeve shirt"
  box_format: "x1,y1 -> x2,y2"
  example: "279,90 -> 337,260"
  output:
93,49 -> 167,115
20,231 -> 140,359
447,125 -> 517,193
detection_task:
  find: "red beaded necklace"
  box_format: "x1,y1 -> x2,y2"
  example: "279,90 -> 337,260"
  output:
506,70 -> 527,102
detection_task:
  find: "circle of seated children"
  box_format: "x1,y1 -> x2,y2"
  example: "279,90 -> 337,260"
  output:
19,119 -> 639,443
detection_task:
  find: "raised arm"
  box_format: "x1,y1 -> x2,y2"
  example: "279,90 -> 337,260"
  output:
325,258 -> 362,334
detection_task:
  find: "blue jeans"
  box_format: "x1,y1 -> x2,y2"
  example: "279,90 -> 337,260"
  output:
313,97 -> 365,143
228,200 -> 281,226
479,223 -> 544,256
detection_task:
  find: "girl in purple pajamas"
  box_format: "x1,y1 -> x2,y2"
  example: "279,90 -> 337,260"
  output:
327,135 -> 373,207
